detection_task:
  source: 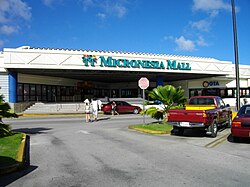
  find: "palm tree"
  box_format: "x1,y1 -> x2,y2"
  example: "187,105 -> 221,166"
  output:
0,95 -> 18,137
143,85 -> 187,121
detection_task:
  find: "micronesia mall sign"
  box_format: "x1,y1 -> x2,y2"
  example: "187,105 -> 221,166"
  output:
82,55 -> 191,71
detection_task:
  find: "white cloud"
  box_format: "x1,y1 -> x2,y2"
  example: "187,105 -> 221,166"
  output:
190,0 -> 235,34
111,3 -> 127,18
0,0 -> 31,36
192,0 -> 231,13
97,13 -> 106,20
0,40 -> 4,48
196,35 -> 208,46
101,1 -> 128,18
42,0 -> 55,7
80,0 -> 128,19
175,36 -> 196,51
41,0 -> 64,8
0,25 -> 17,35
0,0 -> 32,23
81,0 -> 95,11
172,0 -> 233,52
163,35 -> 174,41
190,19 -> 211,32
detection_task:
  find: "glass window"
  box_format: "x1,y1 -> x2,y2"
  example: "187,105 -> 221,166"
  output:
61,86 -> 66,96
30,84 -> 36,101
42,85 -> 47,101
36,85 -> 41,101
47,85 -> 52,101
17,83 -> 23,95
227,89 -> 233,97
57,86 -> 61,95
30,84 -> 36,95
121,89 -> 138,98
190,90 -> 195,97
216,97 -> 225,107
36,85 -> 41,95
17,83 -> 23,102
220,89 -> 225,97
69,87 -> 74,96
23,84 -> 29,101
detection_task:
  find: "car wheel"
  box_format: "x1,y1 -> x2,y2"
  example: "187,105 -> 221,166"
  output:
133,108 -> 139,114
232,136 -> 240,142
208,120 -> 217,138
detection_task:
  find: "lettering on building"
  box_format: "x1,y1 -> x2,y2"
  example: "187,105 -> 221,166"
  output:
203,81 -> 220,87
82,55 -> 191,71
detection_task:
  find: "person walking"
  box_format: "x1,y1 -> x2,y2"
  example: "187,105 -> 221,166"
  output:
84,99 -> 91,123
84,99 -> 91,122
91,97 -> 99,121
111,101 -> 119,116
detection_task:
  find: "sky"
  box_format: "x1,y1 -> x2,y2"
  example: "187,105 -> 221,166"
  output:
0,0 -> 249,65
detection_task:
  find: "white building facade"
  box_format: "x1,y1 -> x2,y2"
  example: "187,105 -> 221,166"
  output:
0,46 -> 250,109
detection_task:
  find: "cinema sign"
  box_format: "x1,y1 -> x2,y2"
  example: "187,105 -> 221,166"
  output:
82,55 -> 191,71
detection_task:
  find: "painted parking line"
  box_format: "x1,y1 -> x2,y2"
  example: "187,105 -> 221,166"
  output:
76,130 -> 90,134
205,133 -> 230,148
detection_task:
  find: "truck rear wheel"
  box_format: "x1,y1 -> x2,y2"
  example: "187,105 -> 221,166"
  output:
173,126 -> 184,136
208,120 -> 217,138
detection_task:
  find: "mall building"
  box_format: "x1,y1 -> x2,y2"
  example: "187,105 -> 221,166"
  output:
0,46 -> 250,111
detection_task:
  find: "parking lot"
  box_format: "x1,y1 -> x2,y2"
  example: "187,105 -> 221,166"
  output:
1,114 -> 250,187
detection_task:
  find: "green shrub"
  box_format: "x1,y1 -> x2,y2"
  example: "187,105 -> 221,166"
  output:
0,95 -> 18,137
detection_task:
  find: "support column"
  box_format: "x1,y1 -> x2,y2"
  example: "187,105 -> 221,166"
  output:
8,71 -> 17,103
156,75 -> 164,87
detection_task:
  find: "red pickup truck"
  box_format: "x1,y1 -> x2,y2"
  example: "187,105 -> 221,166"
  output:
167,96 -> 232,138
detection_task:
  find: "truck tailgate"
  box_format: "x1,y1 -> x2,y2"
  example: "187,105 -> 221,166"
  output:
185,105 -> 216,110
168,109 -> 205,123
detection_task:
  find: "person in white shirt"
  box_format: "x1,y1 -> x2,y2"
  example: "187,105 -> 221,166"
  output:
91,98 -> 99,121
84,99 -> 91,122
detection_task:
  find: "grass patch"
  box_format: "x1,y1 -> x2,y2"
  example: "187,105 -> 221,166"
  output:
0,133 -> 24,167
131,122 -> 173,132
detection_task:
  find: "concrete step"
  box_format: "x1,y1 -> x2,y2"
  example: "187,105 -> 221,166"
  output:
22,98 -> 146,114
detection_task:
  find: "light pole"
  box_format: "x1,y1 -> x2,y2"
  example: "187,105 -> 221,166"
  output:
231,0 -> 240,111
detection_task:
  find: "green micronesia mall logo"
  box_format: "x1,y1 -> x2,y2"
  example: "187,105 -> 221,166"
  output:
82,55 -> 191,71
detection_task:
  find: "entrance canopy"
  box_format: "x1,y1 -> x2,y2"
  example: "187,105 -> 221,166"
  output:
7,68 -> 219,83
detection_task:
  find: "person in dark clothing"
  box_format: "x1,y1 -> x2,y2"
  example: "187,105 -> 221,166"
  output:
111,101 -> 119,116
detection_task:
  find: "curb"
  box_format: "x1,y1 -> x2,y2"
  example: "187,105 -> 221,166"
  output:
128,126 -> 171,134
18,112 -> 105,117
16,134 -> 26,162
19,113 -> 84,117
0,133 -> 26,175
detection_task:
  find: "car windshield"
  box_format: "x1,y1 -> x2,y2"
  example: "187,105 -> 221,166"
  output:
189,98 -> 214,105
238,105 -> 250,116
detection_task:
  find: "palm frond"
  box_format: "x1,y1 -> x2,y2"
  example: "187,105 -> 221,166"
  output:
146,85 -> 187,121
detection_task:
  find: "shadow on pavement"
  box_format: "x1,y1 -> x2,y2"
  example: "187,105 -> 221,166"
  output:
12,127 -> 52,135
88,117 -> 111,122
227,134 -> 250,144
171,129 -> 206,138
0,165 -> 38,186
171,127 -> 229,138
97,117 -> 111,121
